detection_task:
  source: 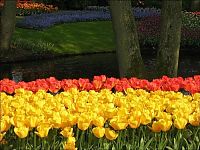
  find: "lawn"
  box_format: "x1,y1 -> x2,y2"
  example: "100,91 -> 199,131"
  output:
13,21 -> 115,54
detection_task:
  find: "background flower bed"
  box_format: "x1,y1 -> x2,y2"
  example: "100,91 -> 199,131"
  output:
16,8 -> 200,48
0,2 -> 58,16
138,13 -> 200,47
16,7 -> 160,29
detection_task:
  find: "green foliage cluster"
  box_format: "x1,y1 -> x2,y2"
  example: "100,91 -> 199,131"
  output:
1,126 -> 200,150
182,12 -> 200,29
11,38 -> 54,55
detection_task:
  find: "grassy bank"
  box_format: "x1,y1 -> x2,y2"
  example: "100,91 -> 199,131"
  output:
13,21 -> 115,54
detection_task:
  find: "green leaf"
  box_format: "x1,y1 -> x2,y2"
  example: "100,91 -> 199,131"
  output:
139,137 -> 144,150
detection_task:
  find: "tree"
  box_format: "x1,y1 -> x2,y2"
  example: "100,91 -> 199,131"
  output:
156,0 -> 182,77
0,0 -> 16,58
109,0 -> 145,78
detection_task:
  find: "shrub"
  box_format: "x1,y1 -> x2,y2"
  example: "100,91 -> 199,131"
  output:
11,38 -> 54,54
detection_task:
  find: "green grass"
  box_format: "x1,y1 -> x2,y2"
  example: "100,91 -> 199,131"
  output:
13,21 -> 115,54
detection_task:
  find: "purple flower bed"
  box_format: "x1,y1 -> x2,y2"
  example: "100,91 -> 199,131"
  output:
137,16 -> 200,47
134,7 -> 160,19
16,11 -> 111,29
16,7 -> 160,29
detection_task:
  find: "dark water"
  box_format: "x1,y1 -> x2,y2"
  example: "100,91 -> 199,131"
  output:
0,52 -> 200,82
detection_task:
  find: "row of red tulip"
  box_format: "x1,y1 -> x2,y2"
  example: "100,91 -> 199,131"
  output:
0,75 -> 200,94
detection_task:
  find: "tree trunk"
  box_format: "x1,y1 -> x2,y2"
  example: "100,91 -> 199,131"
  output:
156,0 -> 182,78
0,0 -> 16,58
191,0 -> 200,11
109,0 -> 145,78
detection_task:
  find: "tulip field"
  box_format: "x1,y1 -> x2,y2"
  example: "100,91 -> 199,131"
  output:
0,75 -> 200,150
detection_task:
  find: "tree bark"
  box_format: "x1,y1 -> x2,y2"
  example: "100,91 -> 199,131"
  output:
0,0 -> 16,58
109,0 -> 145,78
156,0 -> 182,77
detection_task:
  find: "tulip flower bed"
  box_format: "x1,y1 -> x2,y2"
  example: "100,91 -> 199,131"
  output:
191,12 -> 200,16
0,2 -> 58,16
138,13 -> 200,47
1,75 -> 200,94
0,76 -> 200,149
16,2 -> 58,16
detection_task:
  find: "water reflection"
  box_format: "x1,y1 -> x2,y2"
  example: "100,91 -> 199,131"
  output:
0,52 -> 199,82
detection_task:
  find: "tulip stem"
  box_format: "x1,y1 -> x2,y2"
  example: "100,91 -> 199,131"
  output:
34,133 -> 37,149
79,130 -> 85,148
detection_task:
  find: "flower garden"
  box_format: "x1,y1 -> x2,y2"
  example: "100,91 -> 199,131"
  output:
0,2 -> 200,150
0,75 -> 200,149
10,3 -> 200,55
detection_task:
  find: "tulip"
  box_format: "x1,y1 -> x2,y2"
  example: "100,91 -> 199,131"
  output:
60,127 -> 73,138
109,118 -> 128,130
92,116 -> 105,127
63,136 -> 77,150
0,132 -> 6,142
189,113 -> 200,126
35,124 -> 51,138
174,118 -> 188,129
14,126 -> 29,138
92,127 -> 105,138
105,128 -> 118,140
151,121 -> 162,132
24,116 -> 38,128
0,117 -> 11,132
77,117 -> 91,131
140,112 -> 152,125
128,117 -> 141,129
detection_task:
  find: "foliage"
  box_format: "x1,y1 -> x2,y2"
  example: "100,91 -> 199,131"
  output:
11,38 -> 54,55
182,12 -> 200,29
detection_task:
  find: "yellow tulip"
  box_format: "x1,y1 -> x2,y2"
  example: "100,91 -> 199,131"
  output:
151,121 -> 162,132
189,113 -> 200,126
52,111 -> 62,125
105,128 -> 118,140
60,127 -> 73,138
0,117 -> 11,132
128,110 -> 142,129
156,112 -> 172,120
140,113 -> 152,125
92,116 -> 105,127
63,136 -> 77,150
77,121 -> 90,131
14,126 -> 29,138
109,119 -> 128,130
35,124 -> 51,138
161,120 -> 172,132
67,114 -> 78,126
174,118 -> 188,129
24,116 -> 38,128
0,132 -> 6,141
92,127 -> 105,138
128,117 -> 141,129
